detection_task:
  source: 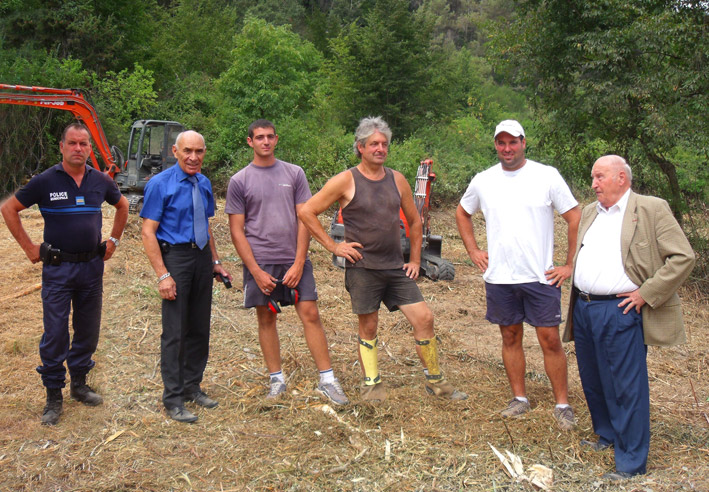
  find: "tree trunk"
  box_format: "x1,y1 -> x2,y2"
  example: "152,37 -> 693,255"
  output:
647,151 -> 684,225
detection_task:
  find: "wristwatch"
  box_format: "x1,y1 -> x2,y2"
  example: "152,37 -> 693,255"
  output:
109,236 -> 120,247
213,260 -> 222,265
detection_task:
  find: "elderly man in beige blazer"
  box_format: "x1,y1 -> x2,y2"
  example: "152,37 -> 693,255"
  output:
563,155 -> 695,481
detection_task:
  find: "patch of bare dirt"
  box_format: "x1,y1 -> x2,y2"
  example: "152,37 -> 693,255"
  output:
0,200 -> 706,491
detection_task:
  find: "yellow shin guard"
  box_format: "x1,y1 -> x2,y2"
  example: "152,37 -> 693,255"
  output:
416,337 -> 442,381
359,336 -> 381,385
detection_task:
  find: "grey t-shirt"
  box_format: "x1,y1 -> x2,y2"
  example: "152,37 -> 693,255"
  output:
225,159 -> 312,264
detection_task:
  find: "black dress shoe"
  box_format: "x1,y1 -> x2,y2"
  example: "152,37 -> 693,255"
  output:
185,390 -> 218,408
602,471 -> 634,481
580,439 -> 612,451
166,406 -> 198,423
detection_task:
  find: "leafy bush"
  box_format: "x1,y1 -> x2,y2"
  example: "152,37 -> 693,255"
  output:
0,50 -> 89,193
213,17 -> 324,166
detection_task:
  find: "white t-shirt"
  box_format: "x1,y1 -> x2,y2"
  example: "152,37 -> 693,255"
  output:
459,160 -> 578,284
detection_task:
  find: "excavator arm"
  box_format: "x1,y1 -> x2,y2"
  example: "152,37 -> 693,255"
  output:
0,84 -> 122,177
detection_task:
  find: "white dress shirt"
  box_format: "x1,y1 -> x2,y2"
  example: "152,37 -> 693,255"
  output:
574,189 -> 639,295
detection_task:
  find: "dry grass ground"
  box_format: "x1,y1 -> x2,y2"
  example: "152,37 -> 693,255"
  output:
0,201 -> 707,491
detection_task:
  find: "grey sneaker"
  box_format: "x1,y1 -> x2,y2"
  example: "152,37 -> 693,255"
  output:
500,398 -> 531,417
266,378 -> 287,399
317,379 -> 349,405
553,405 -> 576,430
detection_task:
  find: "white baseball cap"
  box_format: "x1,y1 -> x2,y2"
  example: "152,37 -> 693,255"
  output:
494,120 -> 525,139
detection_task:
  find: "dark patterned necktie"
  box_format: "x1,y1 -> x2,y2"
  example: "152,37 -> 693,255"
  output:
188,175 -> 208,249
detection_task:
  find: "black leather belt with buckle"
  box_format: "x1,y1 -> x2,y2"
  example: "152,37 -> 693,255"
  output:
573,287 -> 618,302
40,242 -> 105,265
159,241 -> 199,254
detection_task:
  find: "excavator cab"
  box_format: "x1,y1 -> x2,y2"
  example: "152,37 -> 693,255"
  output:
115,120 -> 185,212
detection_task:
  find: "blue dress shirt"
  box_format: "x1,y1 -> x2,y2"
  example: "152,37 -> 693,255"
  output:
140,164 -> 215,244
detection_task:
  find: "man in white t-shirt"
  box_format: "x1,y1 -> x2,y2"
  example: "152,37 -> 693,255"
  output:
456,120 -> 581,430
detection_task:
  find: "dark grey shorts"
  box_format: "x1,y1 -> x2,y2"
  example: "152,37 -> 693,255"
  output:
485,281 -> 562,327
243,259 -> 317,309
345,267 -> 424,314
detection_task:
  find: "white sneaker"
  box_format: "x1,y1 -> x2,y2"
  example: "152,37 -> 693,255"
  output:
266,378 -> 287,399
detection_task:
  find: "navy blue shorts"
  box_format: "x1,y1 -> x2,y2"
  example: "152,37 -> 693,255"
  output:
485,281 -> 562,327
345,268 -> 424,314
243,259 -> 317,309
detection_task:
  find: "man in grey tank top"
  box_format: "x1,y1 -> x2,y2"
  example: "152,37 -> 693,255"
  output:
299,116 -> 467,403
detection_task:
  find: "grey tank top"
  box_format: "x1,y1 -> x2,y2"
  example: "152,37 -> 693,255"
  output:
342,167 -> 403,269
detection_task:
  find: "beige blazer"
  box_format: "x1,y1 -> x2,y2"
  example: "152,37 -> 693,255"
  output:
563,191 -> 695,346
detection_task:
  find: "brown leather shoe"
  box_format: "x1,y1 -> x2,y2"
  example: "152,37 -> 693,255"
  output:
360,382 -> 386,402
424,380 -> 468,400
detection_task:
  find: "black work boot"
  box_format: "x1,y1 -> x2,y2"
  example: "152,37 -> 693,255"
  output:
70,374 -> 103,406
41,388 -> 63,426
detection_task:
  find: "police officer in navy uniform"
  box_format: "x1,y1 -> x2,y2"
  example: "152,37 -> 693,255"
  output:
1,122 -> 129,425
140,130 -> 231,423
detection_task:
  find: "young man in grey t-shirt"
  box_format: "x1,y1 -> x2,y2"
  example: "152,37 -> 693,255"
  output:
225,119 -> 348,405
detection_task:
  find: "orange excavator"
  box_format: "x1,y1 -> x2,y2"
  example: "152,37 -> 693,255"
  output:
0,84 -> 184,211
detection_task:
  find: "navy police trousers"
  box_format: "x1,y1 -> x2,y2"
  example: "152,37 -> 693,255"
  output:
37,256 -> 104,388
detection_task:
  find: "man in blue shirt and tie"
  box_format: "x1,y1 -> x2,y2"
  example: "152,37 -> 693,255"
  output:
140,130 -> 231,423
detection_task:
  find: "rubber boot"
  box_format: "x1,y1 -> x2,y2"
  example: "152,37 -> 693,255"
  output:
41,388 -> 63,426
359,336 -> 381,385
70,374 -> 103,406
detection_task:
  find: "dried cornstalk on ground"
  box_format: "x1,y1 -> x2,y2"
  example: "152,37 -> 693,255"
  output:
0,203 -> 707,491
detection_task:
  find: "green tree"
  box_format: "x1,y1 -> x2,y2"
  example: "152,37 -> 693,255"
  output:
144,0 -> 239,89
489,0 -> 709,220
243,0 -> 307,32
326,0 -> 432,135
213,17 -> 324,165
0,0 -> 157,75
0,51 -> 90,193
91,64 -> 158,150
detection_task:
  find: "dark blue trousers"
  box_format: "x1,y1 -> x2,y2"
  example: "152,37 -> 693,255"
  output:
573,298 -> 649,475
160,246 -> 213,409
37,256 -> 104,388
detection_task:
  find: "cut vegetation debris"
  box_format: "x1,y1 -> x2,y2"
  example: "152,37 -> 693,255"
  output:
0,202 -> 707,491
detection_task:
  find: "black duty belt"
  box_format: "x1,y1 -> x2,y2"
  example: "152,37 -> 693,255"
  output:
573,287 -> 619,302
159,241 -> 200,254
40,242 -> 105,265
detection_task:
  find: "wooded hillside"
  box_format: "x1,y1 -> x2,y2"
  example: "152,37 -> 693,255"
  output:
1,0 -> 707,280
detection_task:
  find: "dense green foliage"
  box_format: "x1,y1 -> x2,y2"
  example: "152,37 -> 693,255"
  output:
489,0 -> 709,215
487,0 -> 708,280
214,18 -> 324,162
1,1 -> 706,280
1,0 -> 523,198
